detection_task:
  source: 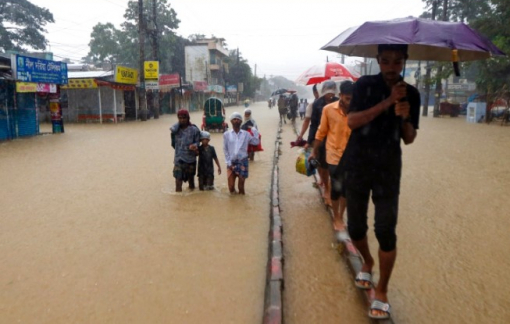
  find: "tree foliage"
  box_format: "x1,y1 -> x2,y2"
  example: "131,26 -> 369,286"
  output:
224,49 -> 261,98
0,0 -> 54,52
420,0 -> 510,97
85,0 -> 188,74
468,0 -> 510,95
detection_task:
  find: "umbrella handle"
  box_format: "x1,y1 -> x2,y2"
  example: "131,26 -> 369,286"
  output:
452,50 -> 460,77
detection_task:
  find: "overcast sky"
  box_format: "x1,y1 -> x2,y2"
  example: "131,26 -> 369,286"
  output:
29,0 -> 426,81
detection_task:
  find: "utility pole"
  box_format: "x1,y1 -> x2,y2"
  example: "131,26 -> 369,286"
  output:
151,0 -> 159,119
422,0 -> 438,117
138,0 -> 147,121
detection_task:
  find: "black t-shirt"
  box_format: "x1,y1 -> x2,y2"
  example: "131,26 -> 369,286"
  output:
342,73 -> 420,173
198,145 -> 217,177
307,96 -> 339,145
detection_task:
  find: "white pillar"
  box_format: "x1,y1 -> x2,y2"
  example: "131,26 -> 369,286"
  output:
98,87 -> 103,124
113,88 -> 117,123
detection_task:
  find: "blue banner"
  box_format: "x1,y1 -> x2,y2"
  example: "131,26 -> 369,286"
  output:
12,54 -> 68,85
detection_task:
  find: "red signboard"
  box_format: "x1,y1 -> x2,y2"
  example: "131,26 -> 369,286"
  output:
193,81 -> 208,91
159,73 -> 180,86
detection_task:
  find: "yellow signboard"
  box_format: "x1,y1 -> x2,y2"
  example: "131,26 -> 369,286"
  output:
61,78 -> 98,89
115,66 -> 138,84
16,82 -> 38,93
144,61 -> 159,80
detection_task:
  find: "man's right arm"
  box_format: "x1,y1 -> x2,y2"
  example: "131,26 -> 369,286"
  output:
348,97 -> 393,130
348,81 -> 407,130
223,132 -> 231,168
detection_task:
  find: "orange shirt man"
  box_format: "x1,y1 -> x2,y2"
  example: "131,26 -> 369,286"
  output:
311,81 -> 353,231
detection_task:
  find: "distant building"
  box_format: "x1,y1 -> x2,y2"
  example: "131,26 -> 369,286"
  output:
184,37 -> 229,92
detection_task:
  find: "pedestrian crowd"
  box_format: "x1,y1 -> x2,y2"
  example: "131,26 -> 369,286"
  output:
295,44 -> 419,320
170,108 -> 262,195
170,44 -> 420,320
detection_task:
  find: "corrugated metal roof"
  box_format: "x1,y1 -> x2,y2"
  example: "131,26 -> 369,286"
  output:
68,70 -> 114,78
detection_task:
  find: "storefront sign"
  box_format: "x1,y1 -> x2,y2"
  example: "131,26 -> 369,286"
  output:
193,81 -> 208,91
207,85 -> 224,93
12,54 -> 68,85
144,61 -> 159,80
16,82 -> 57,93
114,65 -> 138,84
226,85 -> 237,93
145,80 -> 159,90
61,78 -> 98,89
159,73 -> 180,86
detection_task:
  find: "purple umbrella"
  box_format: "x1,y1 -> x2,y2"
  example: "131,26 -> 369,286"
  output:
321,17 -> 505,62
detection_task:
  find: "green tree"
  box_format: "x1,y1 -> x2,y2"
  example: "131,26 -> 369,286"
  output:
0,0 -> 54,52
468,0 -> 510,96
224,49 -> 261,98
85,0 -> 187,74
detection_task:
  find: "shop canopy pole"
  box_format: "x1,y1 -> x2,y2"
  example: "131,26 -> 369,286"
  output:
98,87 -> 103,124
113,88 -> 117,123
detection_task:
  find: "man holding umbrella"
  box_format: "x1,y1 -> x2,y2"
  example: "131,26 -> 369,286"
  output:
341,44 -> 420,320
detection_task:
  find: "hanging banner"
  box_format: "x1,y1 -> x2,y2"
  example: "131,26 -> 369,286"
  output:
12,54 -> 68,85
61,78 -> 98,89
207,85 -> 224,93
144,61 -> 159,80
114,66 -> 138,84
226,85 -> 237,93
159,73 -> 180,86
193,81 -> 208,91
16,82 -> 57,93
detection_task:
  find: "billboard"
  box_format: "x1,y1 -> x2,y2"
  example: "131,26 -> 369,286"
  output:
114,66 -> 138,84
12,54 -> 68,85
185,45 -> 209,83
16,82 -> 57,93
144,61 -> 159,80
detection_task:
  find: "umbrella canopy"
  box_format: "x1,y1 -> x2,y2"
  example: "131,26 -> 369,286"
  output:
295,62 -> 360,85
271,88 -> 288,96
321,17 -> 505,62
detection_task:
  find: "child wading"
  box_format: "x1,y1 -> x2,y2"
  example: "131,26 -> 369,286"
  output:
197,131 -> 221,190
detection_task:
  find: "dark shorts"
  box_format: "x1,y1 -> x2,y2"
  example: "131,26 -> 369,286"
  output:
173,161 -> 196,182
344,167 -> 401,252
199,175 -> 214,190
317,140 -> 327,169
328,164 -> 345,200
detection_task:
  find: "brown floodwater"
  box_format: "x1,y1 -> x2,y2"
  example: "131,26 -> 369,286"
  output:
281,113 -> 510,324
2,103 -> 510,323
0,103 -> 274,323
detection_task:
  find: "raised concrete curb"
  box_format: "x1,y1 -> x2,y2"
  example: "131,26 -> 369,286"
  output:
262,122 -> 284,324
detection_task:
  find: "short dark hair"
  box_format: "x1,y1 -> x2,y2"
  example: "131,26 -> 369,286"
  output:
312,84 -> 318,92
377,44 -> 409,59
340,81 -> 354,95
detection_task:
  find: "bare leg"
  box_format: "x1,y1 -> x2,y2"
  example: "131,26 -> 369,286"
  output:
351,235 -> 375,288
175,180 -> 183,192
228,172 -> 237,194
331,198 -> 345,230
370,248 -> 397,317
318,167 -> 331,205
238,177 -> 246,195
188,176 -> 195,190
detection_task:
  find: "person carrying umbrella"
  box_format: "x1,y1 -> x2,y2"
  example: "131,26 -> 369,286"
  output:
340,44 -> 420,320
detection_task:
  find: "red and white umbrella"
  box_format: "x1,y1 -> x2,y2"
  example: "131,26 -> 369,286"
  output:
295,62 -> 360,85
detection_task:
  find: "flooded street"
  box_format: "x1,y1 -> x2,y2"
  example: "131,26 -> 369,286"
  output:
0,102 -> 275,323
2,103 -> 510,323
281,114 -> 510,324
